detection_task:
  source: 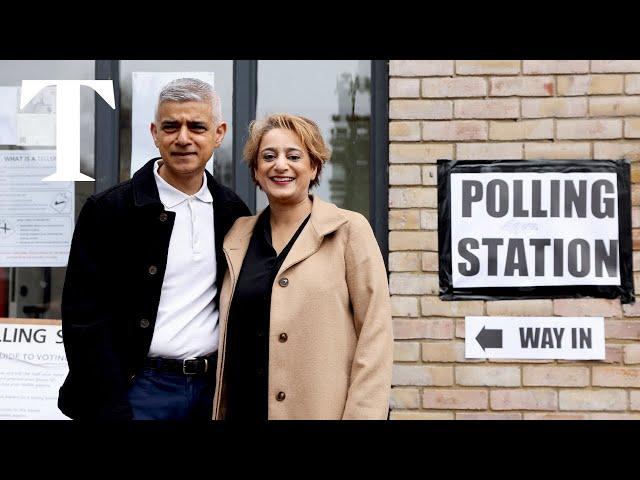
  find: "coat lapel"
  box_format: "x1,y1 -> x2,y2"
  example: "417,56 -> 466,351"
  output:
223,196 -> 348,280
223,215 -> 259,285
278,195 -> 348,276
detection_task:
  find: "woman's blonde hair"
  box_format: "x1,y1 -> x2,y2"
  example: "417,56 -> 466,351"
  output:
243,113 -> 331,189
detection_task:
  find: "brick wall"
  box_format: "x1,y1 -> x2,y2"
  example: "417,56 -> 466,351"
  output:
388,60 -> 640,420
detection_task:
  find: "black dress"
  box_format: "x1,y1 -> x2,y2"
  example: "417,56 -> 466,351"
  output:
223,207 -> 310,421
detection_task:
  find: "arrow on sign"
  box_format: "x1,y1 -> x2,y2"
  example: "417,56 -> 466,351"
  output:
476,326 -> 503,350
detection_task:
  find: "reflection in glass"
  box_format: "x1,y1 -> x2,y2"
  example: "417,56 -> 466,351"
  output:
256,60 -> 371,218
118,61 -> 234,187
0,60 -> 95,320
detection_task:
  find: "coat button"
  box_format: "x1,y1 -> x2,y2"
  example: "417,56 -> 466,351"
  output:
279,333 -> 288,343
139,318 -> 150,329
276,391 -> 286,401
148,265 -> 158,275
158,212 -> 168,222
278,277 -> 289,287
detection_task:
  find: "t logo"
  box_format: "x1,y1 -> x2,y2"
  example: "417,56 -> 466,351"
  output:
20,80 -> 116,182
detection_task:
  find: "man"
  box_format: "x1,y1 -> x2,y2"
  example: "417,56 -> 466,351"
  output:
58,78 -> 250,420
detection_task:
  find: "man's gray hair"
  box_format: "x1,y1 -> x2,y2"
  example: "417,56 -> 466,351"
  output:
155,77 -> 222,123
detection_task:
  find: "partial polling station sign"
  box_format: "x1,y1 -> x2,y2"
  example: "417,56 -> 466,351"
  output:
438,160 -> 633,302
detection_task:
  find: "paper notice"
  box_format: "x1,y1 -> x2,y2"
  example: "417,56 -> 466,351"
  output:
0,150 -> 74,267
0,87 -> 19,145
0,319 -> 69,419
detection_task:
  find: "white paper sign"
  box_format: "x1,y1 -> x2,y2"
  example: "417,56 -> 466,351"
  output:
0,87 -> 19,145
0,320 -> 69,419
130,71 -> 215,176
16,85 -> 56,146
465,316 -> 605,359
451,172 -> 620,288
0,150 -> 74,267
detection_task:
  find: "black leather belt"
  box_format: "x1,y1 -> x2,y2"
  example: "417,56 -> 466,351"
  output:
143,353 -> 217,375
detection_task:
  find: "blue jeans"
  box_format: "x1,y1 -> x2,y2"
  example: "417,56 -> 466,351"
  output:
127,365 -> 217,421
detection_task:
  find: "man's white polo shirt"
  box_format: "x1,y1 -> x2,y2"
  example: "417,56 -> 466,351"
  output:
148,160 -> 218,359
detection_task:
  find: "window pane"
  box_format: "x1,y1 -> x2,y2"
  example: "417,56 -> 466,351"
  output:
0,60 -> 95,320
256,60 -> 371,218
118,60 -> 233,187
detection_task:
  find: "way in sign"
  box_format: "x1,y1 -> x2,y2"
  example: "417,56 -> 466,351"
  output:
465,316 -> 605,360
519,327 -> 593,349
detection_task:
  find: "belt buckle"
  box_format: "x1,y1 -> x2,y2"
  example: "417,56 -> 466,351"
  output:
182,357 -> 205,375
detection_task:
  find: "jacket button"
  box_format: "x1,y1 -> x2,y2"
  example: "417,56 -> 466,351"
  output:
279,333 -> 288,343
276,391 -> 286,401
139,318 -> 150,329
278,277 -> 289,287
148,265 -> 158,275
158,212 -> 168,222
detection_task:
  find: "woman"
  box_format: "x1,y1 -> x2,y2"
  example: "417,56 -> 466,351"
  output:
212,113 -> 392,420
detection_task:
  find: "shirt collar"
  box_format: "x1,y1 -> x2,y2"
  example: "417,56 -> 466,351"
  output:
153,160 -> 213,208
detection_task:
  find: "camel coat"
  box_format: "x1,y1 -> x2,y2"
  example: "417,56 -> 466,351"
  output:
212,195 -> 393,420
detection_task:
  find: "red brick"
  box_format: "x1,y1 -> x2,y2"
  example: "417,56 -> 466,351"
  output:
522,366 -> 589,387
456,412 -> 522,420
422,121 -> 488,141
389,210 -> 420,230
391,296 -> 420,318
456,143 -> 523,160
393,341 -> 420,362
390,78 -> 420,98
423,389 -> 488,409
421,341 -> 458,362
553,298 -> 622,317
592,366 -> 640,387
456,60 -> 520,75
605,320 -> 640,339
624,344 -> 640,364
591,60 -> 640,73
390,411 -> 454,420
390,100 -> 453,120
392,365 -> 453,386
522,98 -> 587,118
420,297 -> 483,317
454,99 -> 519,119
559,389 -> 627,411
393,318 -> 454,340
389,273 -> 439,295
390,60 -> 454,77
524,412 -> 590,420
523,60 -> 589,74
589,413 -> 640,420
455,366 -> 521,386
390,143 -> 454,164
490,76 -> 554,96
491,389 -> 557,410
557,119 -> 622,140
487,299 -> 553,316
389,121 -> 421,141
421,77 -> 487,97
390,388 -> 421,409
622,300 -> 640,317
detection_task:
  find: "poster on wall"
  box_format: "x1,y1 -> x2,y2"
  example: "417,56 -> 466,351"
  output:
0,319 -> 69,419
0,150 -> 74,267
130,71 -> 215,176
438,159 -> 633,303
